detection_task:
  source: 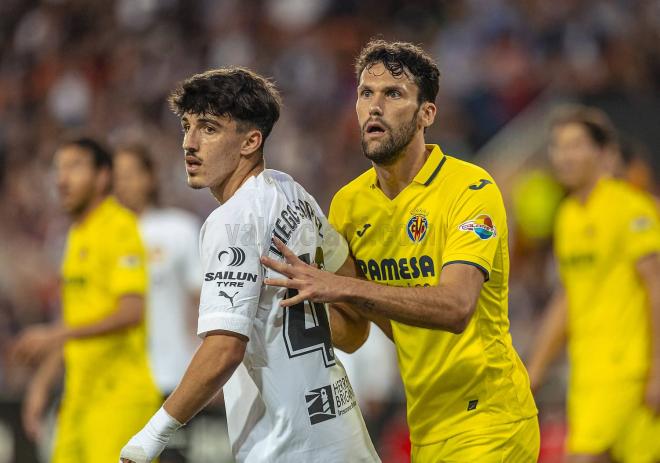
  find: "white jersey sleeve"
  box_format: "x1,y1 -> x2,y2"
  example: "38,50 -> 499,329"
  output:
320,219 -> 349,274
197,209 -> 263,338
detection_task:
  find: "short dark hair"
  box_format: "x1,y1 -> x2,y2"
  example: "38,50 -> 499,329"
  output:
116,143 -> 159,204
168,67 -> 281,150
355,40 -> 440,104
62,136 -> 113,170
550,105 -> 619,149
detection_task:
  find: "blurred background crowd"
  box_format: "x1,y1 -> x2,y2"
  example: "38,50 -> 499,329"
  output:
0,0 -> 659,462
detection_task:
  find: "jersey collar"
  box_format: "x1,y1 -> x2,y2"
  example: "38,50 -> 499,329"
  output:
412,144 -> 446,186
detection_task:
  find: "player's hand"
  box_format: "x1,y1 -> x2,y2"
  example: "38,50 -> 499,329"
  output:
645,371 -> 660,414
261,238 -> 346,306
119,407 -> 181,463
12,324 -> 66,365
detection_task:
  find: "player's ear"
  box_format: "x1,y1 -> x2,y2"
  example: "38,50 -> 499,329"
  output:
240,129 -> 263,157
419,102 -> 437,129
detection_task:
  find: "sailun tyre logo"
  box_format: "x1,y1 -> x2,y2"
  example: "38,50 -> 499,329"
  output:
407,214 -> 429,243
459,215 -> 497,240
218,247 -> 246,266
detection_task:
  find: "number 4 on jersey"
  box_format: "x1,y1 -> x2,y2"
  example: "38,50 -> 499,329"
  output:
282,249 -> 336,368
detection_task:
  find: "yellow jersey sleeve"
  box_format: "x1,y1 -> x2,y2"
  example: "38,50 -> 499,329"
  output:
623,193 -> 660,263
109,218 -> 148,297
441,180 -> 505,280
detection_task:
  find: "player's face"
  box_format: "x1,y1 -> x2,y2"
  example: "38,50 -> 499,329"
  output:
54,146 -> 103,216
356,62 -> 422,165
180,112 -> 244,190
549,123 -> 603,191
113,151 -> 152,212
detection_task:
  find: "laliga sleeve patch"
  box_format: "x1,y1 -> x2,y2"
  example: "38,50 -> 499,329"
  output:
630,215 -> 652,232
119,254 -> 142,268
458,214 -> 497,240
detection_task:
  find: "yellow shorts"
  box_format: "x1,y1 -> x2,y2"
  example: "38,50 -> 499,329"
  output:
568,382 -> 660,462
410,417 -> 540,463
52,396 -> 159,463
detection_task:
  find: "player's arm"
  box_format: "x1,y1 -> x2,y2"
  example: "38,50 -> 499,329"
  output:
12,294 -> 146,363
526,287 -> 568,392
263,238 -> 483,334
637,252 -> 660,413
328,256 -> 371,353
120,331 -> 245,463
21,348 -> 63,441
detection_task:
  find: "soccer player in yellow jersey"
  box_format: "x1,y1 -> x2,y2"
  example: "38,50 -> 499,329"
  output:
262,40 -> 539,462
13,138 -> 161,462
528,107 -> 660,463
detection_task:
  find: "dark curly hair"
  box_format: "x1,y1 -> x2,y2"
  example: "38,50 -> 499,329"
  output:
168,67 -> 281,150
355,40 -> 440,104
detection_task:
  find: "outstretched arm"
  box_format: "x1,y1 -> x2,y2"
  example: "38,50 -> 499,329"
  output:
22,349 -> 63,441
526,288 -> 568,392
637,253 -> 660,413
120,331 -> 246,463
13,294 -> 146,364
262,239 -> 484,334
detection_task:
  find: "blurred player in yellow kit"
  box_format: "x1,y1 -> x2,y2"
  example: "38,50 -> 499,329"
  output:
528,106 -> 660,463
262,40 -> 539,462
13,138 -> 161,463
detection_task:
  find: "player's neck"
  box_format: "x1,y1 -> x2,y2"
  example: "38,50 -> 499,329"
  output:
71,194 -> 107,224
374,137 -> 429,199
211,157 -> 265,204
572,173 -> 606,204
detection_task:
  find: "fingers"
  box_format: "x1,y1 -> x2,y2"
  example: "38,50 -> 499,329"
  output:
273,237 -> 300,264
260,255 -> 292,276
280,293 -> 306,307
264,278 -> 294,289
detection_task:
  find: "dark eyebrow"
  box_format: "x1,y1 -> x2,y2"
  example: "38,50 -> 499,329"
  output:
384,84 -> 405,93
197,117 -> 222,128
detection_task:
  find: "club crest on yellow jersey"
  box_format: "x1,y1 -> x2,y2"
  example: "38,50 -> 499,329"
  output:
407,209 -> 429,243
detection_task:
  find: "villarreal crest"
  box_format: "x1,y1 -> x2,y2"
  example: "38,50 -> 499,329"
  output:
407,212 -> 429,243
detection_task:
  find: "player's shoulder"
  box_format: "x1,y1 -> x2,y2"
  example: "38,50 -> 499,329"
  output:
100,197 -> 141,231
602,178 -> 652,206
441,156 -> 498,194
332,168 -> 375,205
203,173 -> 272,229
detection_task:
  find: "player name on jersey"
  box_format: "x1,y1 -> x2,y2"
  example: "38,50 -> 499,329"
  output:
269,199 -> 324,258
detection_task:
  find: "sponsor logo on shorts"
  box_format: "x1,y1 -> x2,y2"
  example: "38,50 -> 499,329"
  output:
218,247 -> 246,266
458,214 -> 497,240
305,376 -> 357,426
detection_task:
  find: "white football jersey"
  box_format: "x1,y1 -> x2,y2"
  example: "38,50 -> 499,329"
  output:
140,208 -> 201,394
197,170 -> 379,463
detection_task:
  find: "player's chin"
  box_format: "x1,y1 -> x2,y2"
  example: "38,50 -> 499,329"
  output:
186,175 -> 207,190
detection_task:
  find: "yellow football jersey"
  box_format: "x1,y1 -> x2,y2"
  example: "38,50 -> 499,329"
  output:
329,145 -> 537,445
60,197 -> 159,403
555,178 -> 660,388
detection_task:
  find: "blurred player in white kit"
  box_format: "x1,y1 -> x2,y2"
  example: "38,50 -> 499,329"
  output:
114,144 -> 202,462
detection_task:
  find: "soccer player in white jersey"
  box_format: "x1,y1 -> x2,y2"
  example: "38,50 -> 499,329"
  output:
114,143 -> 201,397
120,67 -> 379,463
